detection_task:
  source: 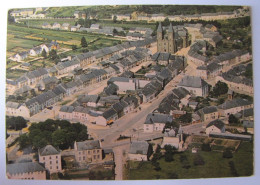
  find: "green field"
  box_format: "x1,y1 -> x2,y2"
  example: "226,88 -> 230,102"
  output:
128,141 -> 253,180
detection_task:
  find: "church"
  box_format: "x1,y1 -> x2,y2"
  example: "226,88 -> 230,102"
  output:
157,22 -> 189,54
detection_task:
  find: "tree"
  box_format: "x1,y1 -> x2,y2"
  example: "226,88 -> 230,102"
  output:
18,134 -> 30,149
201,143 -> 211,152
88,171 -> 96,180
81,36 -> 88,48
193,154 -> 205,166
49,49 -> 58,60
163,17 -> 170,26
168,172 -> 178,179
113,29 -> 118,36
223,148 -> 233,158
164,145 -> 174,162
178,113 -> 192,124
113,15 -> 117,23
228,114 -> 239,125
72,45 -> 77,50
153,161 -> 161,171
6,116 -> 27,131
212,81 -> 228,97
41,49 -> 47,58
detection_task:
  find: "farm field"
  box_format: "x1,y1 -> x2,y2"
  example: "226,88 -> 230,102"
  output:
7,24 -> 122,52
128,141 -> 253,180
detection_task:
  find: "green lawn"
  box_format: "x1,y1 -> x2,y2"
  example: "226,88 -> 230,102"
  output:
128,141 -> 253,180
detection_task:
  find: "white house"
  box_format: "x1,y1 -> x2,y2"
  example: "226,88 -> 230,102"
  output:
205,119 -> 225,135
128,141 -> 150,161
177,75 -> 209,97
38,145 -> 62,174
143,113 -> 173,133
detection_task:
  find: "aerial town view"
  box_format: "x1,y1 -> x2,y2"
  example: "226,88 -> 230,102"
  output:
5,5 -> 253,180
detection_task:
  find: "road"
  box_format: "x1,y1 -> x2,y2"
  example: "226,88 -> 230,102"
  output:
89,72 -> 185,148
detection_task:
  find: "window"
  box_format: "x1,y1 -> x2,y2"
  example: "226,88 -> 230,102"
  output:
57,166 -> 59,169
43,157 -> 45,160
50,161 -> 52,165
94,155 -> 96,159
88,151 -> 91,154
56,160 -> 58,164
50,166 -> 52,169
97,150 -> 99,153
49,156 -> 51,160
79,157 -> 81,161
83,156 -> 85,160
56,156 -> 58,159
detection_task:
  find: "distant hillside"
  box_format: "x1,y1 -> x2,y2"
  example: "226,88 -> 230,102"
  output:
44,5 -> 242,19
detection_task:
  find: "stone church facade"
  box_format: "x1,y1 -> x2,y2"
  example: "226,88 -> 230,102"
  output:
157,22 -> 189,54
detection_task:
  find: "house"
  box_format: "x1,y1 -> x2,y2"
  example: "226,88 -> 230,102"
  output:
102,108 -> 118,125
178,75 -> 209,97
72,106 -> 89,123
37,76 -> 58,91
126,32 -> 145,41
58,105 -> 74,121
38,145 -> 62,174
218,98 -> 253,117
206,119 -> 225,135
14,52 -> 28,62
6,162 -> 46,180
87,111 -> 107,126
152,52 -> 171,66
74,140 -> 102,164
172,87 -> 190,107
42,22 -> 51,29
108,77 -> 150,93
76,95 -> 100,108
128,141 -> 150,161
144,113 -> 173,133
29,46 -> 43,56
71,25 -> 81,31
61,23 -> 71,30
161,127 -> 184,149
196,62 -> 222,80
197,106 -> 219,122
6,101 -> 21,117
52,22 -> 61,30
90,24 -> 100,29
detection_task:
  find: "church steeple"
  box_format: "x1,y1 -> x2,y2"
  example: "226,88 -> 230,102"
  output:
157,22 -> 163,32
168,23 -> 173,33
157,22 -> 163,40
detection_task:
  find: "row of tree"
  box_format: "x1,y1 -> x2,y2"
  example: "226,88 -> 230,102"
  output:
18,119 -> 88,150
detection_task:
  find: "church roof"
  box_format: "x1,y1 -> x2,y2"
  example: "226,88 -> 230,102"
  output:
157,22 -> 162,32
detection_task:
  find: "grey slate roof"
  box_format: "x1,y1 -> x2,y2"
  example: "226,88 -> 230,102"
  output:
200,106 -> 218,114
178,75 -> 208,88
103,108 -> 117,119
172,87 -> 190,99
206,119 -> 225,129
7,162 -> 45,175
129,141 -> 149,155
6,101 -> 20,109
39,145 -> 60,156
218,99 -> 252,110
59,105 -> 74,113
145,113 -> 173,124
76,140 -> 101,151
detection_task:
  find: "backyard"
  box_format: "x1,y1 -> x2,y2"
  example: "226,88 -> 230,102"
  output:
127,141 -> 253,179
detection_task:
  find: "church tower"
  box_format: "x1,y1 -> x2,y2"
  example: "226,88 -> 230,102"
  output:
168,23 -> 175,53
157,22 -> 163,52
156,22 -> 176,54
